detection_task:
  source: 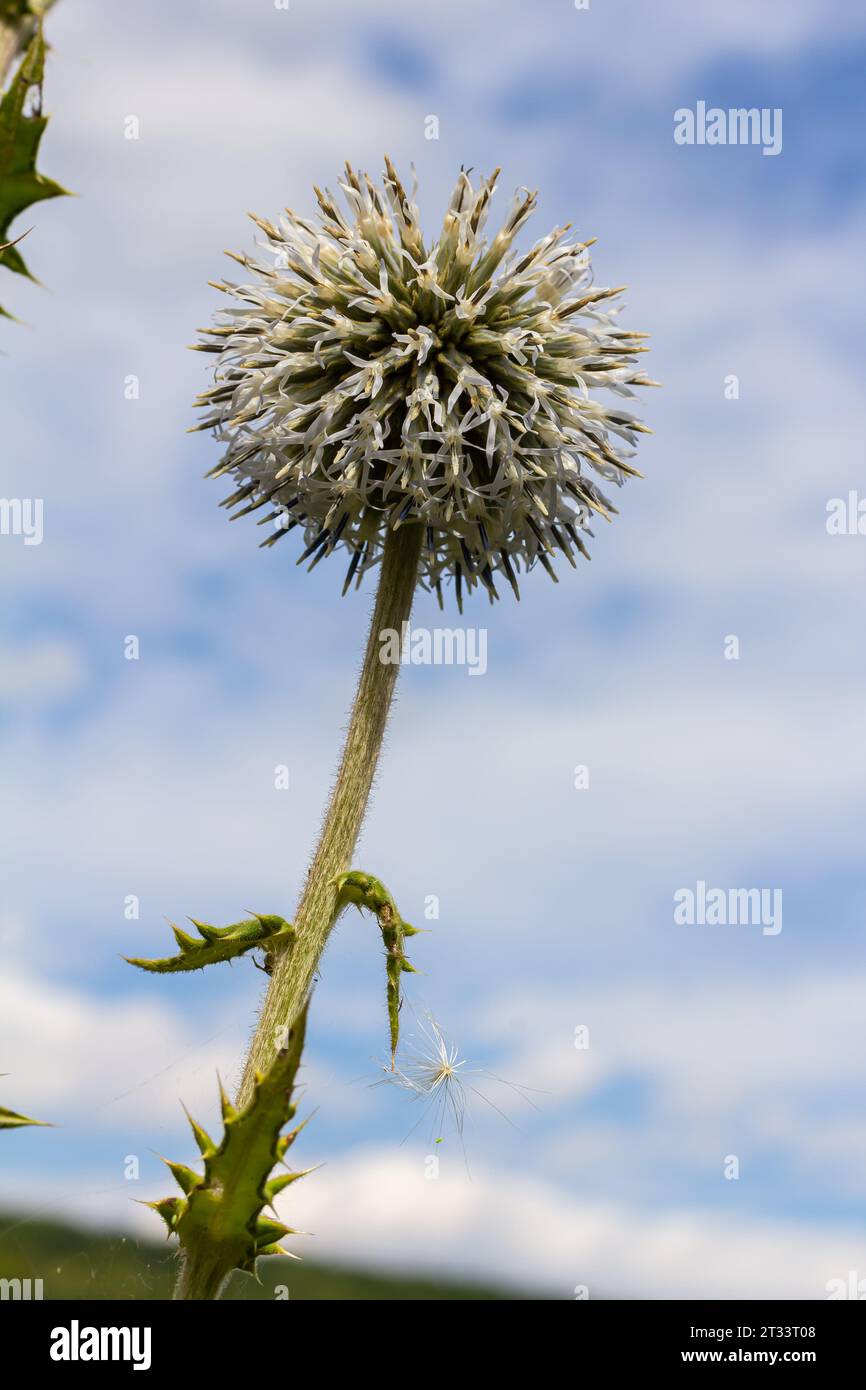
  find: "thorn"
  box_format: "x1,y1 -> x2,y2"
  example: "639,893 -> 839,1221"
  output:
162,1158 -> 201,1196
264,1171 -> 304,1201
142,1196 -> 183,1233
217,1077 -> 237,1123
171,923 -> 200,953
181,1104 -> 215,1157
189,918 -> 221,942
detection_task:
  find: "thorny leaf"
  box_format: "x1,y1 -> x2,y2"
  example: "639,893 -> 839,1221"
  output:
149,1007 -> 311,1298
0,19 -> 69,319
0,1076 -> 49,1129
0,1104 -> 48,1129
125,913 -> 296,975
333,869 -> 421,1066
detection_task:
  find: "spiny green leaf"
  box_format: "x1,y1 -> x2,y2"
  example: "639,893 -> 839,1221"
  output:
333,870 -> 421,1067
152,1006 -> 312,1297
0,1098 -> 49,1129
144,1194 -> 184,1230
263,1169 -> 304,1203
0,1076 -> 49,1128
181,1104 -> 216,1158
163,1159 -> 200,1195
0,19 -> 69,318
125,912 -> 295,974
0,1103 -> 48,1129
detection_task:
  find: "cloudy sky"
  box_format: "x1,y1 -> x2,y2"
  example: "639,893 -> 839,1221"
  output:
2,0 -> 866,1299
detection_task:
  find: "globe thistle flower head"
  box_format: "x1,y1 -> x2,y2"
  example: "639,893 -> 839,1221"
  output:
194,157 -> 656,607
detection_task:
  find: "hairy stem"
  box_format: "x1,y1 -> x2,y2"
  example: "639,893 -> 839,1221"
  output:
238,523 -> 423,1103
173,1251 -> 226,1303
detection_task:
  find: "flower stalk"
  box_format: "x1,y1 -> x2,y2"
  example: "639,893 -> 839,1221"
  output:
238,520 -> 423,1103
131,157 -> 653,1296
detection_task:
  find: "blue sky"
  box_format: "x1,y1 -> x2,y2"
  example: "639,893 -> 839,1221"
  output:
2,0 -> 866,1297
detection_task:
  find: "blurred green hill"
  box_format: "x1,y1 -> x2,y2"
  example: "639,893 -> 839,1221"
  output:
0,1210 -> 530,1300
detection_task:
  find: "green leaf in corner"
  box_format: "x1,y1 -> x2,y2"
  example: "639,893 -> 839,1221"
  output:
0,1104 -> 49,1129
0,19 -> 69,317
0,1074 -> 50,1128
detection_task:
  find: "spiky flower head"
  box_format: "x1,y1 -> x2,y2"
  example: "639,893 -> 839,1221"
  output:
194,158 -> 655,607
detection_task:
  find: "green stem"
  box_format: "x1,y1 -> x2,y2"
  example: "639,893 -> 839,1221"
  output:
237,522 -> 424,1104
173,1251 -> 225,1303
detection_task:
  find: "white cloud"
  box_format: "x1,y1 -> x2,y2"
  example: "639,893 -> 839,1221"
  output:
3,1142 -> 861,1300
457,970 -> 866,1212
480,970 -> 866,1124
4,648 -> 865,963
377,678 -> 866,921
284,1146 -> 866,1298
202,0 -> 866,98
2,935 -> 865,1295
0,966 -> 248,1129
0,639 -> 86,704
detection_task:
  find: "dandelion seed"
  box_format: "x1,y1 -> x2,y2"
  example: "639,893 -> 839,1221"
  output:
377,1009 -> 540,1170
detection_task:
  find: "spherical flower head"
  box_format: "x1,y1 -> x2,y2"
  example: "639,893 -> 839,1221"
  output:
194,157 -> 656,607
